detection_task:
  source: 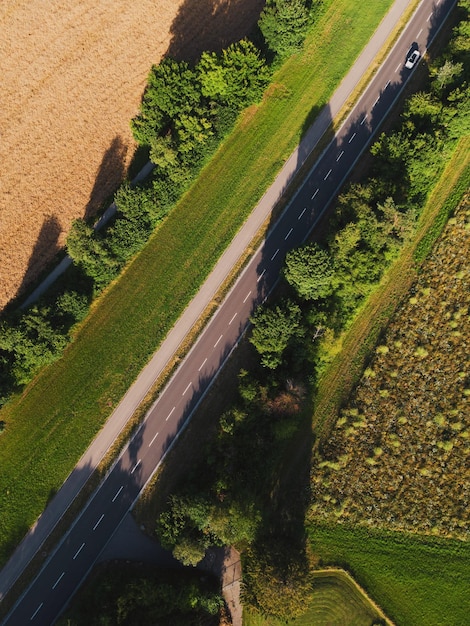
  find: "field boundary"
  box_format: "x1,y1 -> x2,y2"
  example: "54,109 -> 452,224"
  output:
313,568 -> 396,625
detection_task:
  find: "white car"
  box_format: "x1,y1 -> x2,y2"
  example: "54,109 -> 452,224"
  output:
405,49 -> 420,69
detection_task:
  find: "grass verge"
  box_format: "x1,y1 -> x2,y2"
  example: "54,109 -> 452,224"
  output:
0,0 -> 396,568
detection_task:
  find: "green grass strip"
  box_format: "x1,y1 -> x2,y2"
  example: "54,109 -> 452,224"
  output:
308,523 -> 470,626
0,0 -> 395,565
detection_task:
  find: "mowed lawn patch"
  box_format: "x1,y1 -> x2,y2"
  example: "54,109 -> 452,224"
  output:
0,0 -> 394,565
244,568 -> 386,626
308,523 -> 470,626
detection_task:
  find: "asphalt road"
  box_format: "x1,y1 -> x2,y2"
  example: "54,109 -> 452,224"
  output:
3,0 -> 457,623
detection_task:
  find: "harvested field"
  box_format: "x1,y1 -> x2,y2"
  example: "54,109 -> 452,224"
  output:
0,0 -> 264,310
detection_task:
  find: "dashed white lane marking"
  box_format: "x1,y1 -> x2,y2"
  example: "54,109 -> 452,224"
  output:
198,358 -> 207,371
229,312 -> 238,324
131,459 -> 141,474
73,542 -> 85,560
336,150 -> 344,162
349,132 -> 356,143
257,269 -> 266,282
395,63 -> 401,73
284,227 -> 293,240
148,432 -> 159,447
311,188 -> 319,200
373,94 -> 380,107
417,28 -> 423,37
324,169 -> 332,181
361,115 -> 367,125
182,381 -> 192,395
297,208 -> 306,220
214,334 -> 223,347
427,12 -> 432,21
52,572 -> 65,590
166,406 -> 176,420
30,602 -> 43,620
93,513 -> 104,531
112,485 -> 124,502
243,290 -> 252,303
385,80 -> 390,89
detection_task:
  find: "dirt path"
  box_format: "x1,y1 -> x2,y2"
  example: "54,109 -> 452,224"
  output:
0,0 -> 264,310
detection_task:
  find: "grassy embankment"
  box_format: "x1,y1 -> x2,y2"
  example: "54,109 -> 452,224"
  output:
0,0 -> 396,565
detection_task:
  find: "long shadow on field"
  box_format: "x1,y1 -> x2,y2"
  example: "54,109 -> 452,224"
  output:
12,214 -> 62,308
84,135 -> 127,220
166,0 -> 265,62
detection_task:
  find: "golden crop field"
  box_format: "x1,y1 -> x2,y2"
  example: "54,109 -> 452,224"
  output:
0,0 -> 264,310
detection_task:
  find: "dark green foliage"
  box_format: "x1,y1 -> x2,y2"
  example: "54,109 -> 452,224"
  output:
0,279 -> 91,403
66,219 -> 119,290
59,563 -> 222,626
132,41 -> 270,161
0,307 -> 68,387
157,491 -> 261,566
243,540 -> 312,621
284,243 -> 335,301
130,58 -> 201,146
259,0 -> 313,58
198,40 -> 272,109
250,300 -> 304,369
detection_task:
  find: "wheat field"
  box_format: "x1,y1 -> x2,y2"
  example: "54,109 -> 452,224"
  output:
0,0 -> 264,310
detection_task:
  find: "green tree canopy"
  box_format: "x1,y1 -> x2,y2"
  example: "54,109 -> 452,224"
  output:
259,0 -> 311,58
197,40 -> 271,109
131,58 -> 200,145
250,300 -> 303,369
283,243 -> 335,301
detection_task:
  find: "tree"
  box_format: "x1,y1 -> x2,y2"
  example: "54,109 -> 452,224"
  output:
432,60 -> 464,93
284,243 -> 335,301
259,0 -> 311,58
131,58 -> 201,145
243,543 -> 312,621
250,300 -> 303,369
220,40 -> 271,108
67,219 -> 119,287
198,40 -> 271,110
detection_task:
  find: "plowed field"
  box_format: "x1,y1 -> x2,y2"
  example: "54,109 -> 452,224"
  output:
0,0 -> 264,310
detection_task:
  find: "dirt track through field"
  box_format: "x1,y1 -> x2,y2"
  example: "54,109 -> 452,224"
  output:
0,0 -> 264,310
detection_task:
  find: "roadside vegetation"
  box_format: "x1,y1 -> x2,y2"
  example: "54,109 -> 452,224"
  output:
0,0 -> 397,567
57,562 -> 223,626
134,5 -> 469,622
